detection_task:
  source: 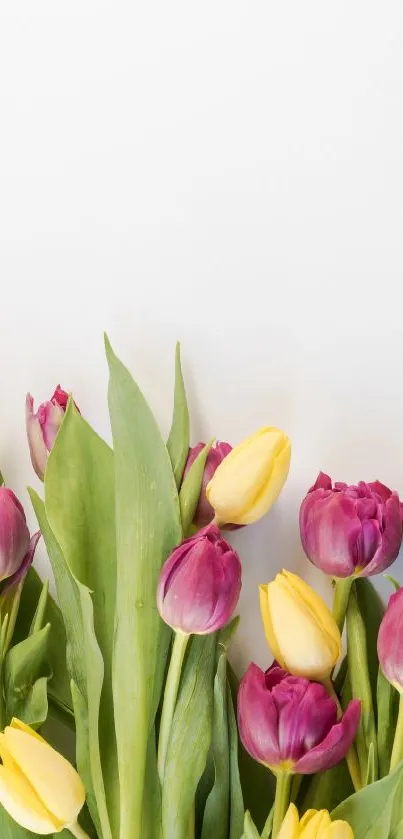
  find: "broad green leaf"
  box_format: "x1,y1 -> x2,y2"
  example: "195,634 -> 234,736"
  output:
105,336 -> 182,839
347,584 -> 378,781
201,654 -> 230,839
44,400 -> 118,831
167,342 -> 190,488
377,666 -> 399,777
332,762 -> 403,839
29,580 -> 49,635
4,624 -> 51,725
162,634 -> 216,839
227,680 -> 244,839
30,491 -> 112,839
355,578 -> 385,706
179,441 -> 213,533
242,812 -> 260,839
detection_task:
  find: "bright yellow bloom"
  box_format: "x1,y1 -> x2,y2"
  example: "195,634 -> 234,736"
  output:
205,427 -> 291,526
0,718 -> 86,835
259,570 -> 341,680
278,804 -> 354,839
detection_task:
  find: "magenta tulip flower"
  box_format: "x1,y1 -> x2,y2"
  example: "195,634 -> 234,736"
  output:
299,472 -> 402,578
378,588 -> 403,691
157,523 -> 241,634
0,488 -> 40,583
238,663 -> 360,774
183,441 -> 232,527
26,385 -> 78,480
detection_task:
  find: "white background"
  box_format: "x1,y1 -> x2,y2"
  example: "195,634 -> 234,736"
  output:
1,2 -> 403,675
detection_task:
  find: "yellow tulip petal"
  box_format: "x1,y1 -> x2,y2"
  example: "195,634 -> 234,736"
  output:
266,576 -> 338,679
281,572 -> 341,659
0,765 -> 59,835
231,438 -> 291,525
278,803 -> 300,839
300,810 -> 331,839
300,809 -> 322,828
259,584 -> 285,668
322,821 -> 354,839
1,728 -> 85,825
10,718 -> 47,744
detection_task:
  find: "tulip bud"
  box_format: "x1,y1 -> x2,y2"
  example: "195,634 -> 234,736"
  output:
259,570 -> 341,680
300,472 -> 402,579
182,441 -> 232,527
0,718 -> 86,835
26,386 -> 78,481
238,663 -> 360,776
377,587 -> 403,692
157,523 -> 241,634
0,488 -> 30,582
205,427 -> 291,526
277,804 -> 354,839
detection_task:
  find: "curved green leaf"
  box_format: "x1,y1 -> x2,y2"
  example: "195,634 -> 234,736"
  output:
167,342 -> 190,488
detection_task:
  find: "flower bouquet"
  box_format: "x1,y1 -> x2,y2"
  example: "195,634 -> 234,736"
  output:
0,338 -> 402,839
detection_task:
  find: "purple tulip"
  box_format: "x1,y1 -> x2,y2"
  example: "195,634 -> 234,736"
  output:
378,587 -> 403,691
183,442 -> 232,527
0,488 -> 39,583
238,663 -> 360,774
156,523 -> 241,634
299,472 -> 402,578
26,385 -> 78,481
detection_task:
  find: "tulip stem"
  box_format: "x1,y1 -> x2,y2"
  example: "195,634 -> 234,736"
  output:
332,577 -> 353,633
323,677 -> 362,792
272,771 -> 292,839
68,823 -> 90,839
158,630 -> 190,782
390,693 -> 403,772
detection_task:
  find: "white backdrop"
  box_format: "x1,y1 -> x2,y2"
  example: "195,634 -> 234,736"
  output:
1,2 -> 403,676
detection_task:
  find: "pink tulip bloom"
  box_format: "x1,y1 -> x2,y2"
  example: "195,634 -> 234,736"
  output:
0,487 -> 40,583
183,442 -> 232,527
378,587 -> 403,691
157,523 -> 241,634
299,472 -> 402,578
26,385 -> 77,480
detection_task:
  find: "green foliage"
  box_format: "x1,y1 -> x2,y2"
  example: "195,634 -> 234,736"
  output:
332,763 -> 403,839
179,440 -> 213,533
167,342 -> 190,488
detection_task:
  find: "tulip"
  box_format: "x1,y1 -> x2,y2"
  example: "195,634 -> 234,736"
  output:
377,587 -> 403,692
205,426 -> 291,526
157,523 -> 241,634
238,662 -> 360,775
0,718 -> 87,836
278,804 -> 354,839
0,488 -> 31,582
26,385 -> 78,481
183,441 -> 232,526
259,570 -> 341,680
300,472 -> 402,578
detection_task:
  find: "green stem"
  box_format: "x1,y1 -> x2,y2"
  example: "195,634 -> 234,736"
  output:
390,693 -> 403,772
333,577 -> 353,633
324,677 -> 362,792
157,631 -> 190,782
272,771 -> 292,839
68,822 -> 90,839
188,803 -> 195,838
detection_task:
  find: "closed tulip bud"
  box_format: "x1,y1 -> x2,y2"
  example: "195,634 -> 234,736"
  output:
0,718 -> 86,835
183,441 -> 232,527
278,804 -> 354,839
26,386 -> 78,481
157,523 -> 241,634
259,570 -> 341,680
205,427 -> 291,526
0,488 -> 30,582
300,472 -> 402,578
238,663 -> 360,775
378,587 -> 403,692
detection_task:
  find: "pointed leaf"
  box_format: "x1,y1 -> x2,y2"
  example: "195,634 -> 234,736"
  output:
167,342 -> 190,488
377,666 -> 399,778
332,762 -> 403,839
179,440 -> 213,532
201,654 -> 230,839
227,680 -> 244,839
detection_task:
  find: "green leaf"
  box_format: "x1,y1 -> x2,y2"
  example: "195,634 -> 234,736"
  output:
70,680 -> 102,839
30,491 -> 112,839
260,808 -> 274,839
384,574 -> 401,592
162,634 -> 216,839
179,440 -> 213,533
355,578 -> 385,706
201,654 -> 230,839
365,742 -> 376,786
298,760 -> 353,813
44,399 -> 118,831
141,733 -> 162,839
377,666 -> 399,777
227,680 -> 244,839
332,762 -> 403,839
4,624 -> 51,726
242,812 -> 260,839
347,583 -> 378,781
167,342 -> 190,488
0,806 -> 37,839
29,580 -> 49,635
105,336 -> 182,839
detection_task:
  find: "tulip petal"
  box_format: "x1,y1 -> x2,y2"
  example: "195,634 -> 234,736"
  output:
26,395 -> 49,481
0,761 -> 59,834
259,584 -> 285,669
322,821 -> 354,839
362,493 -> 402,577
236,439 -> 291,526
237,663 -> 280,766
300,810 -> 331,839
293,699 -> 361,774
378,587 -> 403,688
0,727 -> 85,826
277,803 -> 300,839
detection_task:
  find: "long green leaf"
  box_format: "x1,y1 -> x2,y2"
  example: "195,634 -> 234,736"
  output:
377,666 -> 399,777
105,336 -> 182,839
179,441 -> 213,533
167,342 -> 190,488
332,763 -> 403,839
347,584 -> 378,781
355,578 -> 385,705
201,654 -> 230,839
242,812 -> 260,839
227,680 -> 244,839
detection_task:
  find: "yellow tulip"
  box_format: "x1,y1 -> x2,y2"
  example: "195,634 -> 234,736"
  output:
278,804 -> 354,839
0,718 -> 87,837
205,426 -> 291,526
259,570 -> 341,680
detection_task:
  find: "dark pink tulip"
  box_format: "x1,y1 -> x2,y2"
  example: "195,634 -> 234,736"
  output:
156,523 -> 241,634
299,472 -> 402,578
183,442 -> 232,527
378,588 -> 403,691
238,663 -> 360,774
0,488 -> 39,582
26,385 -> 78,480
